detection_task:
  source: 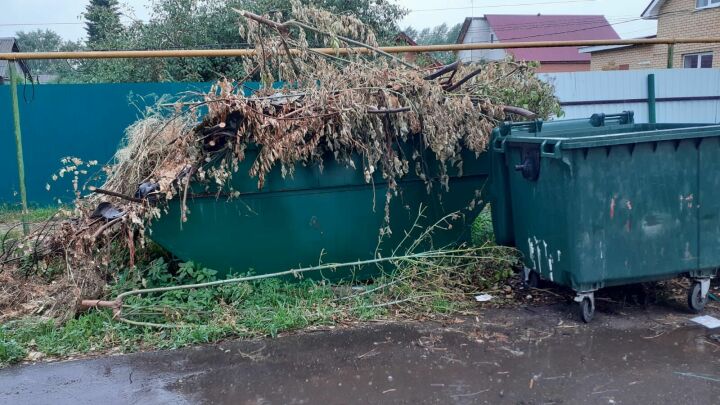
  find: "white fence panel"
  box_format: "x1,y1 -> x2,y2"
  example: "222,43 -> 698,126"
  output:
541,69 -> 720,123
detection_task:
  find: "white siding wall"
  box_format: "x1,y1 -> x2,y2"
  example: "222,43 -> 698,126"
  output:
541,69 -> 720,123
458,18 -> 506,63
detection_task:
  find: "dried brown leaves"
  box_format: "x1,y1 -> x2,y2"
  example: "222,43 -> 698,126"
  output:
0,4 -> 560,322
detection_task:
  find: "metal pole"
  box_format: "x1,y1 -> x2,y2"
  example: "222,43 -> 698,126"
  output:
667,44 -> 674,68
647,73 -> 656,124
0,38 -> 719,60
8,62 -> 29,235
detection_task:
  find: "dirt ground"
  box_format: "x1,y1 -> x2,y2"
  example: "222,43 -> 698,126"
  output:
1,300 -> 719,405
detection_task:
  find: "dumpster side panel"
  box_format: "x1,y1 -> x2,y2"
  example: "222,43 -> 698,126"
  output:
150,149 -> 490,279
490,133 -> 516,246
505,145 -> 572,287
699,136 -> 720,273
571,140 -> 699,291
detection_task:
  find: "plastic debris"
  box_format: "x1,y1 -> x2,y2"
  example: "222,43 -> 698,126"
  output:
690,315 -> 720,329
474,294 -> 493,302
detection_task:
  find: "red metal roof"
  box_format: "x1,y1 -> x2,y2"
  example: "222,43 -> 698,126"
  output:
484,14 -> 620,62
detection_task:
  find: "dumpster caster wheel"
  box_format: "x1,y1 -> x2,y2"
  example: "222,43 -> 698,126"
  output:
524,269 -> 540,288
688,280 -> 709,313
579,297 -> 594,323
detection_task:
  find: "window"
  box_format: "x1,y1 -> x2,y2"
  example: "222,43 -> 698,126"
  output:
683,52 -> 713,68
696,0 -> 720,9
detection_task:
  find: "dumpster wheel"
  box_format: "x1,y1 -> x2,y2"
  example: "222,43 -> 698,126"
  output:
687,280 -> 709,313
524,268 -> 540,288
574,292 -> 595,323
579,297 -> 594,323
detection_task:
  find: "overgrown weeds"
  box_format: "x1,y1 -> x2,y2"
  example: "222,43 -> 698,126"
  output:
1,3 -> 557,323
1,209 -> 518,367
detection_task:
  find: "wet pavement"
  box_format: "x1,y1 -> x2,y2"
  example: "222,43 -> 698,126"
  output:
2,304 -> 720,404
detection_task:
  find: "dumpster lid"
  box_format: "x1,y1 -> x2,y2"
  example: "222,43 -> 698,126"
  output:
496,111 -> 635,137
503,123 -> 720,150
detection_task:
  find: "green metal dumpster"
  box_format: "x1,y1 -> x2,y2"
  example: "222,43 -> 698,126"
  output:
149,145 -> 490,281
490,112 -> 720,322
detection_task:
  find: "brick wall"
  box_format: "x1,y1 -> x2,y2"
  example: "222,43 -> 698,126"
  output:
590,0 -> 720,70
537,62 -> 591,72
590,44 -> 669,70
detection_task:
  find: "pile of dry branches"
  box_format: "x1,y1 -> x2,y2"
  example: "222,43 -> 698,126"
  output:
1,3 -> 560,322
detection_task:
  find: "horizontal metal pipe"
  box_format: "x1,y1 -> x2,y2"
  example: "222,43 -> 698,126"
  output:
1,38 -> 719,60
560,95 -> 720,107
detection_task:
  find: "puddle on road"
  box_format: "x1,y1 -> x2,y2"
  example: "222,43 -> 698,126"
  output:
2,312 -> 719,405
165,322 -> 720,404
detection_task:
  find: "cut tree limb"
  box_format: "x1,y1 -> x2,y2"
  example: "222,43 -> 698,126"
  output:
91,187 -> 144,203
236,9 -> 418,70
503,105 -> 537,119
367,107 -> 411,114
444,67 -> 483,92
424,61 -> 460,81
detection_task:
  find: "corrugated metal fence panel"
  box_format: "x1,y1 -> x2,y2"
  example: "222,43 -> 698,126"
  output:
542,69 -> 720,124
2,71 -> 719,206
0,82 -> 210,206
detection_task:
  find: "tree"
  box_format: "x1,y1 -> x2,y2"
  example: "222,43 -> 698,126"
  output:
403,22 -> 463,64
15,29 -> 83,80
237,0 -> 407,43
310,0 -> 408,43
68,0 -> 409,83
84,0 -> 123,47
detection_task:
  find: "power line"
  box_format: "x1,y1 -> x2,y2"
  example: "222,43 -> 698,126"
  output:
497,9 -> 688,41
462,17 -> 641,34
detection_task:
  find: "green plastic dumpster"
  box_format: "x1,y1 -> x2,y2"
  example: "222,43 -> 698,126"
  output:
490,111 -> 720,322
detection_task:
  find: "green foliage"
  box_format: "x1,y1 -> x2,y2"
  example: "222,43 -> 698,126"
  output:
0,206 -> 60,224
62,0 -> 408,83
15,30 -> 83,80
1,203 -> 518,367
403,23 -> 463,64
176,261 -> 218,283
0,329 -> 26,365
471,204 -> 494,246
84,0 -> 123,46
0,246 -> 509,366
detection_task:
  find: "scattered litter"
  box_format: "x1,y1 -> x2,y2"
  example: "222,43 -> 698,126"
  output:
357,348 -> 380,359
474,294 -> 493,302
690,315 -> 720,329
26,351 -> 44,361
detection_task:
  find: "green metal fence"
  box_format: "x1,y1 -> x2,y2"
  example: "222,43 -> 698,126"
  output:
0,81 -> 211,206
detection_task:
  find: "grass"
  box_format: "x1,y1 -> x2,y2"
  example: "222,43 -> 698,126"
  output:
0,206 -> 61,224
0,277 -> 382,365
1,207 -> 517,367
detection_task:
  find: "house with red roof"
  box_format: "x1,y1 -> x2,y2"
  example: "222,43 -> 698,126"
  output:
455,14 -> 620,73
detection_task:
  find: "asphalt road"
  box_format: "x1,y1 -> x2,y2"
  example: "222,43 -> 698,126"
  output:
2,303 -> 720,404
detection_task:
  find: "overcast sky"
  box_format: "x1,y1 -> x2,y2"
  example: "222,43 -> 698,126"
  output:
0,0 -> 656,42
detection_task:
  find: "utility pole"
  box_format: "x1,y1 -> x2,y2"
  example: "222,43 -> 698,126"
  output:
8,62 -> 30,235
